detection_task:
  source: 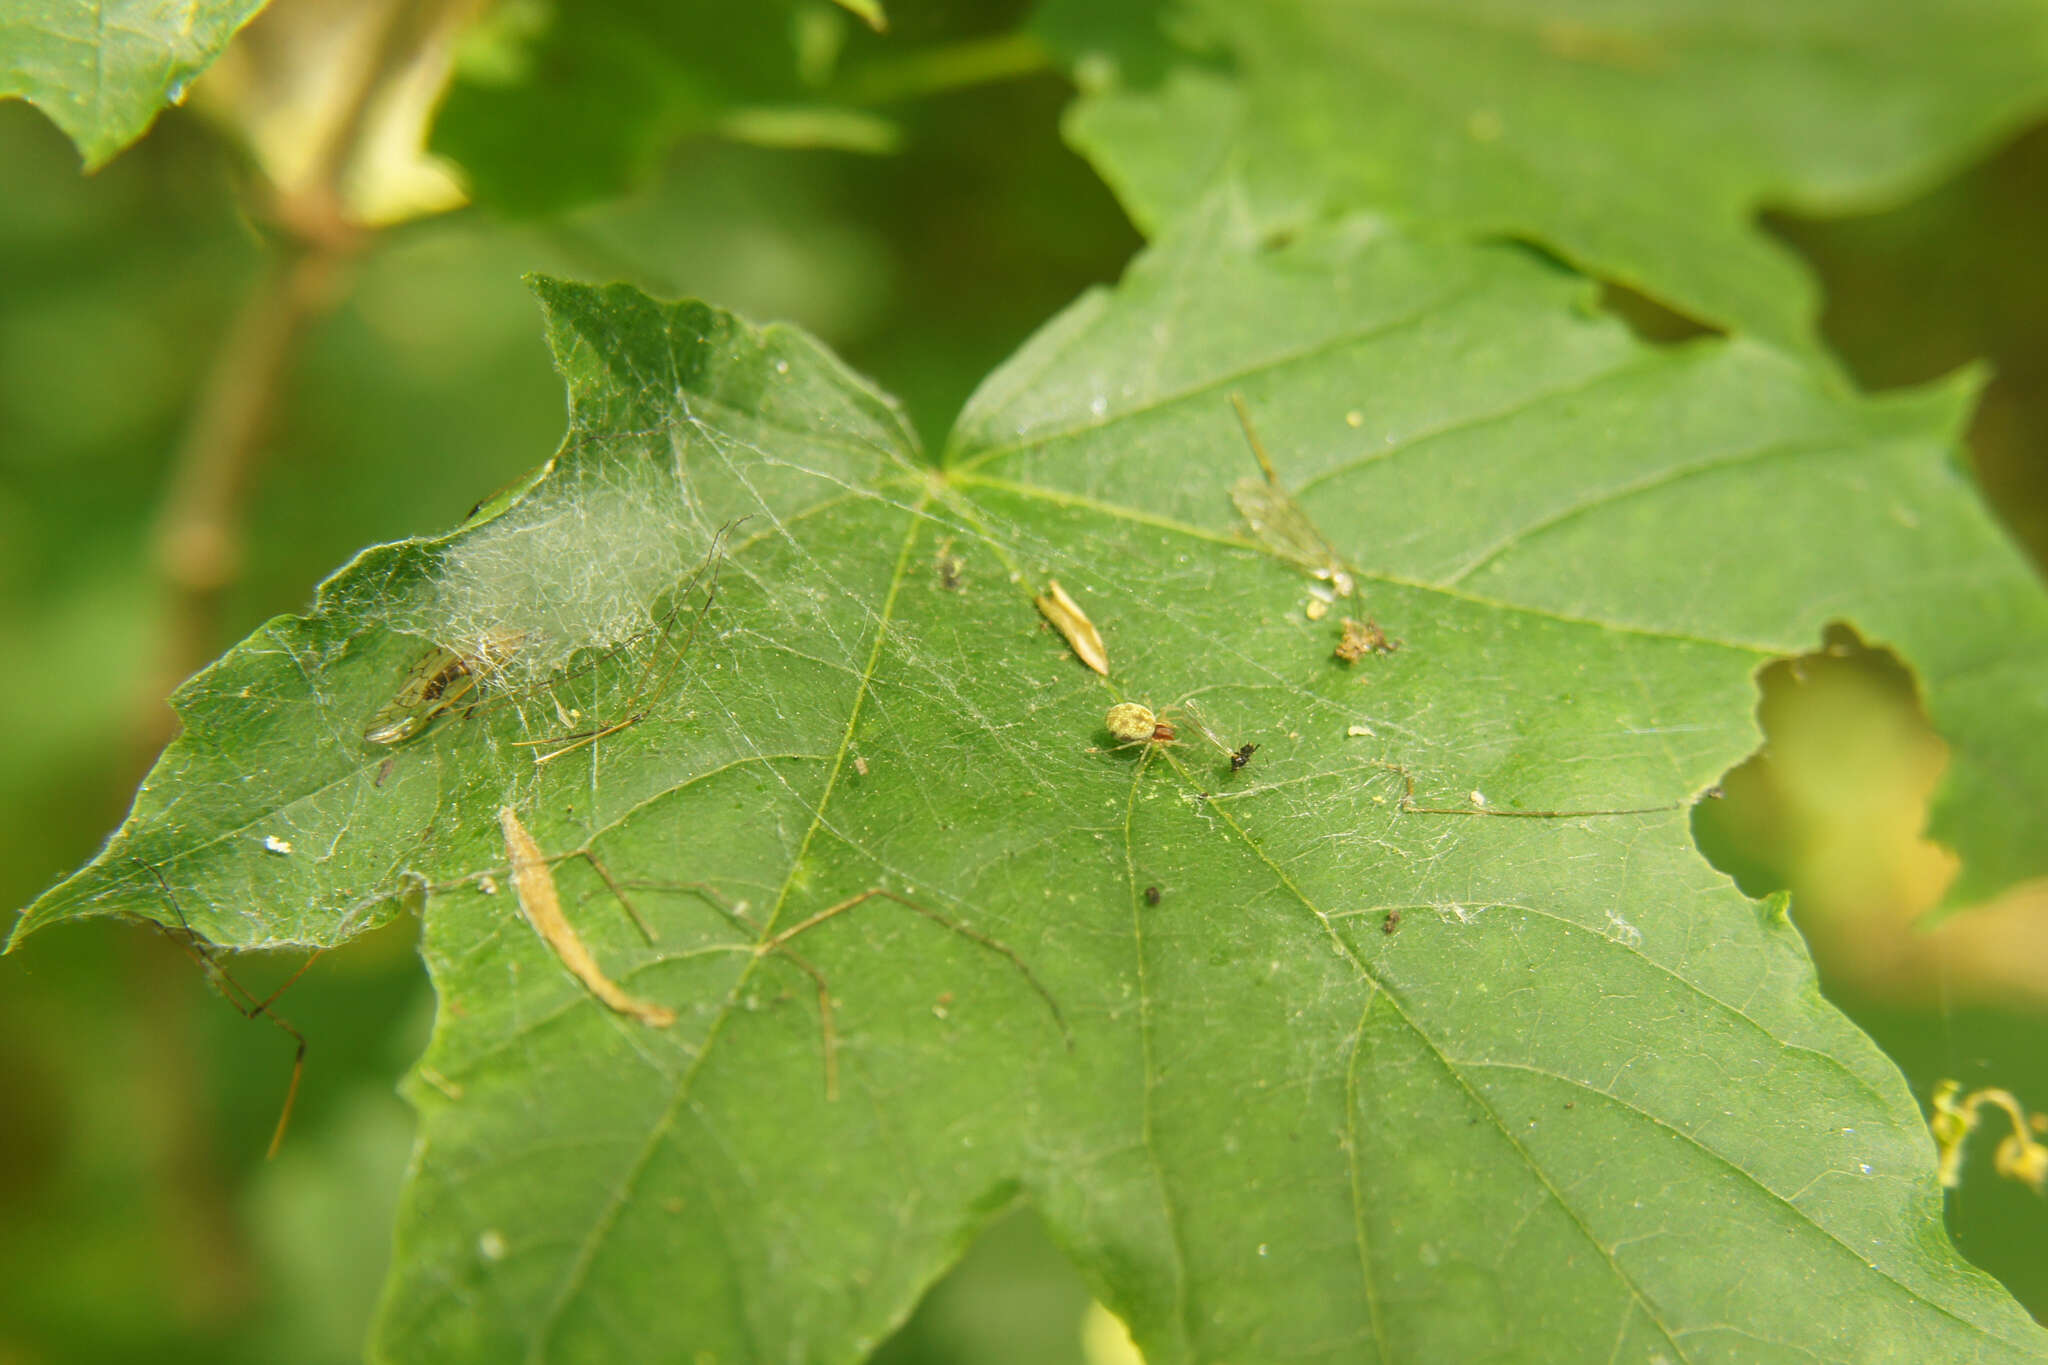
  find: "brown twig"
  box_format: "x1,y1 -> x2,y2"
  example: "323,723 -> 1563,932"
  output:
134,0 -> 483,766
139,241 -> 357,762
112,0 -> 480,1307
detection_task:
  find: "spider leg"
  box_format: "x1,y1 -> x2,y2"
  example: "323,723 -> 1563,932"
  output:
558,848 -> 659,944
137,861 -> 313,1159
600,876 -> 846,1097
764,889 -> 1070,1053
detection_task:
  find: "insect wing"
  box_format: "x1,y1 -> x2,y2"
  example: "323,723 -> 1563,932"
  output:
1178,699 -> 1228,750
1230,476 -> 1354,595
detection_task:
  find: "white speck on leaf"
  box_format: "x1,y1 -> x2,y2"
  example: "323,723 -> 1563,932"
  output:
263,835 -> 293,855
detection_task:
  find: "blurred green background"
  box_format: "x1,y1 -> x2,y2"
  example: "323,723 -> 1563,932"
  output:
3,2 -> 2047,1361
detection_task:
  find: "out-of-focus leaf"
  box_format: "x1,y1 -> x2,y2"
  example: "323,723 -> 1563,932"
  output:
15,202 -> 2048,1360
191,0 -> 473,226
832,0 -> 889,35
0,0 -> 268,168
1039,0 -> 2048,352
433,0 -> 904,215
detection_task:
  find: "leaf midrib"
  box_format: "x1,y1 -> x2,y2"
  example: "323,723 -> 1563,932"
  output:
527,486 -> 937,1360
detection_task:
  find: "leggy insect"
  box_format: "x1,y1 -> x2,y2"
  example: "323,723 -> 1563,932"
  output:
139,862 -> 322,1159
467,828 -> 1072,1100
1228,392 -> 1356,598
362,521 -> 737,760
363,628 -> 526,746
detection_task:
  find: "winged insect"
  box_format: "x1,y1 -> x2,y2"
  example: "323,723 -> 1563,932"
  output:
1229,392 -> 1356,597
363,628 -> 528,747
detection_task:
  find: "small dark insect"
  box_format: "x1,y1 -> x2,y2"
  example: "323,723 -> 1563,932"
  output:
936,548 -> 965,591
1381,909 -> 1401,934
1144,885 -> 1162,906
374,757 -> 396,788
1229,743 -> 1259,771
1335,617 -> 1400,664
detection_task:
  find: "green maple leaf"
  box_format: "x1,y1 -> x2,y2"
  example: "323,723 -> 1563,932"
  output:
16,200 -> 2048,1360
1,0 -> 267,168
1041,0 -> 2048,352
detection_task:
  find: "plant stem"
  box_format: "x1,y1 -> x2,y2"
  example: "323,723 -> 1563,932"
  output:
838,30 -> 1052,107
139,241 -> 356,760
132,0 -> 481,764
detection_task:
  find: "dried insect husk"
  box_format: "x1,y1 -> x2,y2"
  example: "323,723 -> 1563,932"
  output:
1036,579 -> 1110,675
498,807 -> 676,1028
1335,616 -> 1398,663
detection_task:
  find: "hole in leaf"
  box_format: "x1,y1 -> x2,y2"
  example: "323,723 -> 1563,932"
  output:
1592,279 -> 1719,346
870,1205 -> 1121,1365
1693,622 -> 1953,996
1487,236 -> 1721,346
1763,119 -> 2048,574
1692,621 -> 1936,902
1693,621 -> 2048,1013
1697,624 -> 2048,1321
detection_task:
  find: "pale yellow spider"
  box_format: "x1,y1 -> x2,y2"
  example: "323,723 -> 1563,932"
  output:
1104,700 -> 1257,770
